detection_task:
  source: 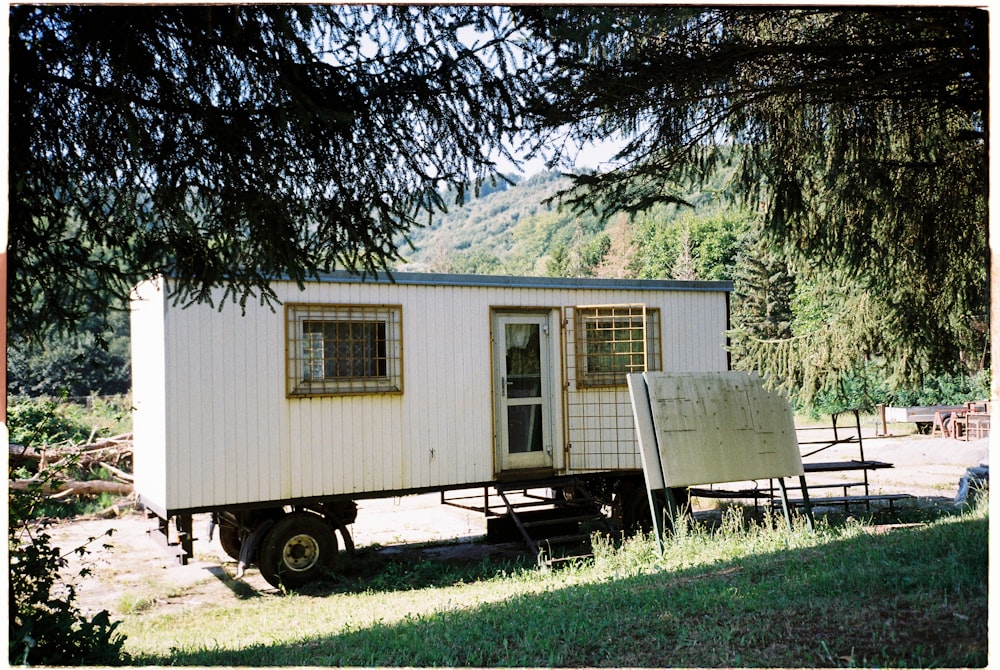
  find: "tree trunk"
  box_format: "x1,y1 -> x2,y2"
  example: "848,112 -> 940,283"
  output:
9,479 -> 133,497
992,217 -> 998,404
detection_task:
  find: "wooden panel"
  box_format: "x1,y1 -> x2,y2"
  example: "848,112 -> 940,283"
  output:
627,373 -> 665,491
641,371 -> 802,487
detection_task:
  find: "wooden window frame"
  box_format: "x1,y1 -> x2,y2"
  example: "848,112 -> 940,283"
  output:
286,303 -> 403,397
574,306 -> 662,388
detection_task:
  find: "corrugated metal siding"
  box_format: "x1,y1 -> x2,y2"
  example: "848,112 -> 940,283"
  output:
158,281 -> 288,510
136,276 -> 729,512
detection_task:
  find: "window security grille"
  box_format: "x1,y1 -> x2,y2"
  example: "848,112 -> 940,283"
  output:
287,304 -> 402,396
574,305 -> 661,388
566,304 -> 662,471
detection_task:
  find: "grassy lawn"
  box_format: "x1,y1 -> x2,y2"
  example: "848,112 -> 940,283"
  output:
122,500 -> 987,667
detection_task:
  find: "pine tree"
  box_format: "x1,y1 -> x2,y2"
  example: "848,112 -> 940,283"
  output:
669,225 -> 698,281
594,214 -> 637,279
520,6 -> 988,387
9,5 -> 536,337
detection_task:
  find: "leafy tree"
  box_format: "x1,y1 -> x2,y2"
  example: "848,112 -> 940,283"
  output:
580,234 -> 612,276
520,7 -> 988,390
7,310 -> 131,397
632,206 -> 747,281
545,244 -> 571,277
10,5 -> 536,338
443,249 -> 504,275
504,209 -> 576,275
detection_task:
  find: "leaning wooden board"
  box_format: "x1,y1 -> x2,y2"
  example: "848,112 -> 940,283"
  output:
629,371 -> 803,488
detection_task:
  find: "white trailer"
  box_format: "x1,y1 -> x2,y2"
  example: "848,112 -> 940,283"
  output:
131,271 -> 731,586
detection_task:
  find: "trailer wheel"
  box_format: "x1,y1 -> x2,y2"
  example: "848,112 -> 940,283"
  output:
258,512 -> 338,589
216,512 -> 243,561
616,479 -> 652,535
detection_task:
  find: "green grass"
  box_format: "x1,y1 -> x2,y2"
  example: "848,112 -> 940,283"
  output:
122,499 -> 988,667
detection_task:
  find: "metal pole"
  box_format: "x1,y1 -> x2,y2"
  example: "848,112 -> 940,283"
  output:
775,479 -> 794,533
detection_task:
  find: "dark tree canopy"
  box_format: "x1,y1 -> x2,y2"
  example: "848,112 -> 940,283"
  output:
7,311 -> 131,397
9,5 -> 531,337
8,5 -> 989,399
519,6 -> 988,388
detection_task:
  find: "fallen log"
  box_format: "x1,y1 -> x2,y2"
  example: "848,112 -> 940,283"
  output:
9,478 -> 133,498
98,462 -> 134,483
73,446 -> 133,469
10,435 -> 133,455
96,497 -> 141,518
77,433 -> 133,452
9,440 -> 133,470
9,443 -> 41,464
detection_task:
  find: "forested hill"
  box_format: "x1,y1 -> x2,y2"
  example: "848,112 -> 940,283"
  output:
396,170 -> 749,281
398,171 -> 577,275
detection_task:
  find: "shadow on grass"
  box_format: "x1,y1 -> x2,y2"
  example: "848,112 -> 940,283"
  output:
307,544 -> 537,597
138,513 -> 988,668
211,542 -> 537,599
205,566 -> 262,599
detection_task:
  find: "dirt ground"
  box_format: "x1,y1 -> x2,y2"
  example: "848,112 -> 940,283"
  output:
43,429 -> 989,619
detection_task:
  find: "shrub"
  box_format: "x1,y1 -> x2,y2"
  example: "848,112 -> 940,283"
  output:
7,395 -> 131,448
884,369 -> 991,407
806,367 -> 991,417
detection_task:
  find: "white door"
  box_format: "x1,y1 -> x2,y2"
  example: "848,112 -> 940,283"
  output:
493,312 -> 554,471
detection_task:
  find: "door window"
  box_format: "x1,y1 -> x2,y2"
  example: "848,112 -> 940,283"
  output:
505,322 -> 543,454
494,313 -> 553,470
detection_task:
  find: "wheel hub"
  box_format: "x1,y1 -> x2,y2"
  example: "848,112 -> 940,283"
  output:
282,533 -> 320,572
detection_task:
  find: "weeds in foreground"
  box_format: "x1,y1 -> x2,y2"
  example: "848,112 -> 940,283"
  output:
125,497 -> 987,667
8,461 -> 130,665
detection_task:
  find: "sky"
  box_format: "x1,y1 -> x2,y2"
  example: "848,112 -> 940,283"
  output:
494,136 -> 628,177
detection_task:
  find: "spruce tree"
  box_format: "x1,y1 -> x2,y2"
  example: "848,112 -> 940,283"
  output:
9,5 -> 536,337
520,6 -> 988,388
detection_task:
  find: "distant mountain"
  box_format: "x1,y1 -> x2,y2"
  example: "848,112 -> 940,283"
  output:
398,171 -> 576,273
394,166 -> 747,281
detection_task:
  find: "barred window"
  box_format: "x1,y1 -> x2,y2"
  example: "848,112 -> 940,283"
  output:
575,305 -> 661,388
287,304 -> 402,396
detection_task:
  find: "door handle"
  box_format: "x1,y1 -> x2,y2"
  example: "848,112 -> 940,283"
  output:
502,377 -> 515,397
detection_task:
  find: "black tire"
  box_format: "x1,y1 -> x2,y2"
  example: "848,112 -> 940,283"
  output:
258,512 -> 339,589
216,512 -> 243,561
617,479 -> 652,536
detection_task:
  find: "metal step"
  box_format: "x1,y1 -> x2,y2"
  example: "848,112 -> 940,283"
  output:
522,515 -> 601,529
495,480 -> 617,565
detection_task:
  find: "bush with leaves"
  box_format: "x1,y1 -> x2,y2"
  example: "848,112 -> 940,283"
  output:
7,310 -> 131,398
882,370 -> 992,409
804,367 -> 992,418
8,463 -> 130,665
7,395 -> 131,448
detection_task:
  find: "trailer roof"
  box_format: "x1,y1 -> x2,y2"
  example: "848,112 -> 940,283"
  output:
299,270 -> 733,292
